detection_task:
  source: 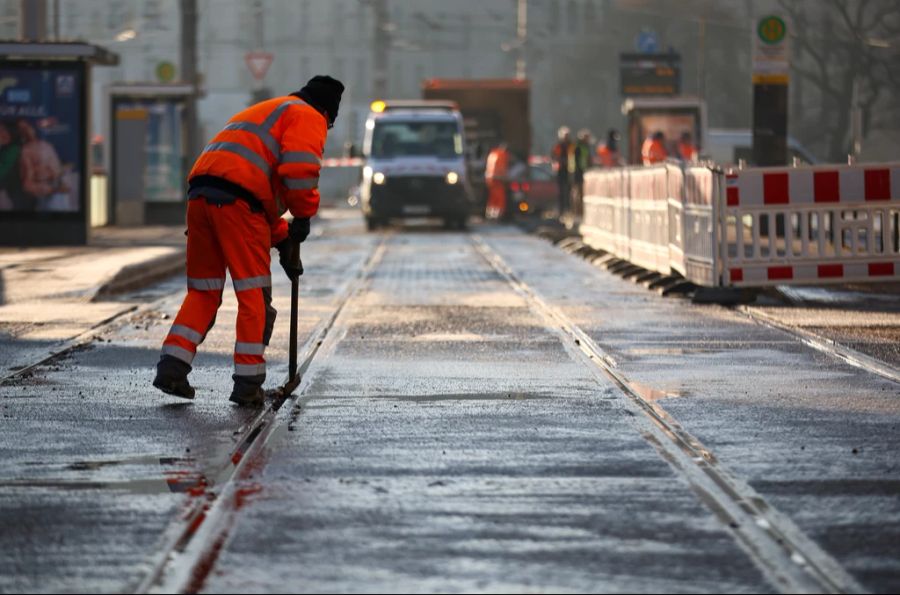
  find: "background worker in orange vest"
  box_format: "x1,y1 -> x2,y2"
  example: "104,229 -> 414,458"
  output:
484,142 -> 510,219
641,130 -> 668,165
678,131 -> 698,163
153,75 -> 344,406
596,129 -> 622,167
570,129 -> 592,216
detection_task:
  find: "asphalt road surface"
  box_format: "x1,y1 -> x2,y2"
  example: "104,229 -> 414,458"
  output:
1,211 -> 898,594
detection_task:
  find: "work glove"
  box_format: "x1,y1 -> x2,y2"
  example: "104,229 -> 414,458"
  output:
275,239 -> 303,281
288,217 -> 311,243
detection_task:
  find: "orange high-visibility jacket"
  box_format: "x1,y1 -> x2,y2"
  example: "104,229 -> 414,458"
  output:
485,146 -> 510,181
596,144 -> 619,167
551,141 -> 572,174
189,95 -> 326,244
641,137 -> 668,165
678,141 -> 698,162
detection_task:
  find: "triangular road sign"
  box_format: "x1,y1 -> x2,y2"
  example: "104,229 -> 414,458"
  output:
245,51 -> 274,81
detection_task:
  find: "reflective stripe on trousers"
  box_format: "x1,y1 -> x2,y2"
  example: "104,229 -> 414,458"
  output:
234,362 -> 266,377
161,344 -> 195,365
187,277 -> 226,291
233,275 -> 271,291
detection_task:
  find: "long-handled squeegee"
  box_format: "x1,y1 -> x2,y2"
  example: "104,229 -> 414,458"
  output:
267,240 -> 302,400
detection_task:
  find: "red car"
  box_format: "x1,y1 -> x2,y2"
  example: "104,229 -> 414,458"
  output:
507,163 -> 557,217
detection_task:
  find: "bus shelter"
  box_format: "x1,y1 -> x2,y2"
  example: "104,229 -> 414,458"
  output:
0,41 -> 117,246
106,83 -> 193,225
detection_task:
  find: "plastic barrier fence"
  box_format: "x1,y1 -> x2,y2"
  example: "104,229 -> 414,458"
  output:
581,162 -> 900,288
722,164 -> 900,286
673,166 -> 718,287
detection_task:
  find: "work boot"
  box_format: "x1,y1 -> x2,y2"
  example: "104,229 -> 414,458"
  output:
229,375 -> 266,407
153,355 -> 195,399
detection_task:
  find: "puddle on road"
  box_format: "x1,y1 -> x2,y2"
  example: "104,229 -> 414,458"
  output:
391,391 -> 549,403
412,332 -> 487,342
22,455 -> 195,470
0,477 -> 194,495
625,347 -> 713,356
629,382 -> 685,402
7,455 -> 206,495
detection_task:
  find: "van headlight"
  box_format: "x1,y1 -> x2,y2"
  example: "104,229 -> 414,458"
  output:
445,171 -> 459,185
373,172 -> 386,185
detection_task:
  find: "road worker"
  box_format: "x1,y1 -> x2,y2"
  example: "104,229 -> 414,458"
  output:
484,142 -> 510,219
641,130 -> 668,165
678,131 -> 698,163
153,75 -> 344,406
596,129 -> 622,168
551,126 -> 573,217
570,129 -> 592,216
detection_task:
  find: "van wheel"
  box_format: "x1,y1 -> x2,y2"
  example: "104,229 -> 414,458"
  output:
446,216 -> 467,231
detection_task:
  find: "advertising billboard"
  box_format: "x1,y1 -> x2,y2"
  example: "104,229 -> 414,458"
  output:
0,62 -> 84,214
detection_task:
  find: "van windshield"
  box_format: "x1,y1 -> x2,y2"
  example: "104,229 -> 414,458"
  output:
371,120 -> 462,159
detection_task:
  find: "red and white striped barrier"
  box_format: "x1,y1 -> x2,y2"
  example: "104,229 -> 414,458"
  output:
581,161 -> 900,289
726,164 -> 900,207
322,157 -> 364,168
728,261 -> 896,285
722,163 -> 900,287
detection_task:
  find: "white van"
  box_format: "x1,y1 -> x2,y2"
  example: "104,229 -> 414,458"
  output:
359,100 -> 471,230
706,129 -> 818,166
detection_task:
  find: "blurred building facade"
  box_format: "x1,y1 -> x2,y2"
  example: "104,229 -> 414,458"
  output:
1,0 -> 897,162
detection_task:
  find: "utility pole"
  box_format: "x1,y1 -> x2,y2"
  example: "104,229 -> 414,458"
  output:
53,0 -> 60,39
372,0 -> 389,99
249,0 -> 272,103
20,0 -> 48,40
180,0 -> 200,160
516,0 -> 527,80
697,18 -> 705,107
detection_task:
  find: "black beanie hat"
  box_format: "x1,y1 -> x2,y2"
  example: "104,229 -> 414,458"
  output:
295,75 -> 344,125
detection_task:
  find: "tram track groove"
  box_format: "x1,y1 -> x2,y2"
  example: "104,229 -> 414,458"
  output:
136,236 -> 388,594
471,233 -> 864,595
737,305 -> 900,386
0,299 -> 171,387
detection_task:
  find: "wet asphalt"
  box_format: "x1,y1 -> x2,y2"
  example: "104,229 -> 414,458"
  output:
0,214 -> 898,593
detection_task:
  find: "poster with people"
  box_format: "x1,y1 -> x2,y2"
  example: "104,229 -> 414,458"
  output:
0,64 -> 83,213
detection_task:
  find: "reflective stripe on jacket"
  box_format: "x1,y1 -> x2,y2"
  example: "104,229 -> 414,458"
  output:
189,95 -> 326,243
641,138 -> 667,165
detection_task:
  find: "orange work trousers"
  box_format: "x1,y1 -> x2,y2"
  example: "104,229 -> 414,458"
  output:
485,179 -> 507,220
160,198 -> 276,383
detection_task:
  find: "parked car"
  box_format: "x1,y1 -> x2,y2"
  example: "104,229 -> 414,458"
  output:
506,162 -> 557,218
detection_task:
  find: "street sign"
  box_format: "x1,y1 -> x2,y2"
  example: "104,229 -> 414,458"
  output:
155,61 -> 175,83
245,51 -> 274,81
635,29 -> 659,54
619,52 -> 680,96
752,15 -> 789,84
751,15 -> 789,168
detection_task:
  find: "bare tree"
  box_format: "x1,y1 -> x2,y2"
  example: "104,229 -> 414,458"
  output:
779,0 -> 900,161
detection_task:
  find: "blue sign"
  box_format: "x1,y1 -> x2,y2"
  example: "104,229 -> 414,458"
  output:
635,29 -> 659,54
